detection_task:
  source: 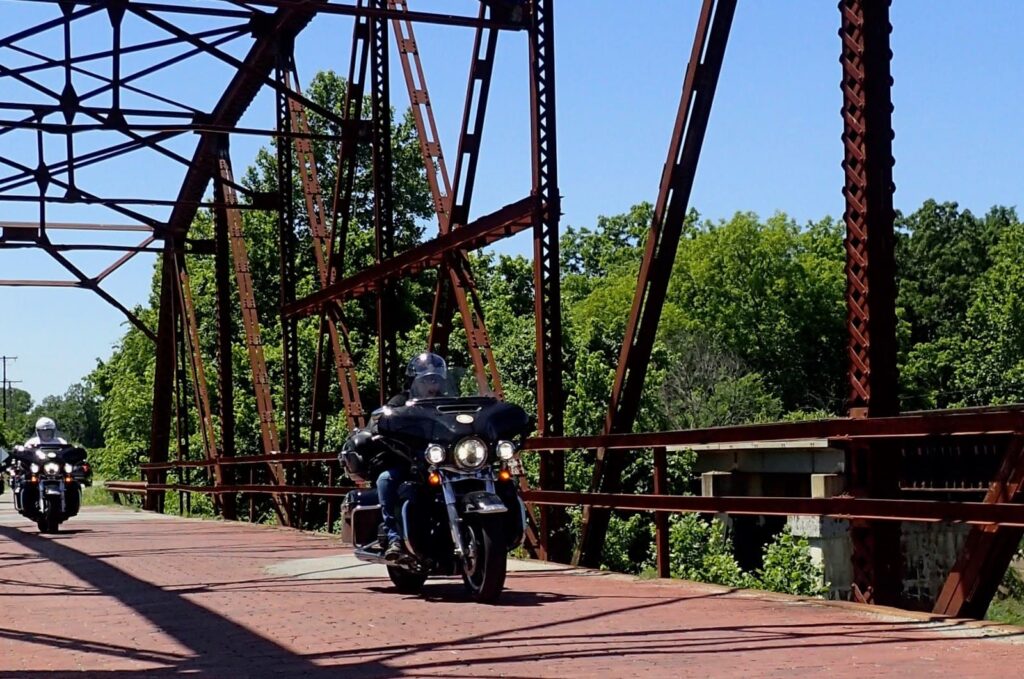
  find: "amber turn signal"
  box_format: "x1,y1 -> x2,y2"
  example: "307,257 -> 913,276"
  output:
428,472 -> 441,486
498,469 -> 512,482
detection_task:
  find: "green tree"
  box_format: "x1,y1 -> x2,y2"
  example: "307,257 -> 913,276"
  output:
895,201 -> 1016,408
30,381 -> 104,447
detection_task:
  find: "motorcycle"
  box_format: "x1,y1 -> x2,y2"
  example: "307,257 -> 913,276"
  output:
339,395 -> 530,603
4,443 -> 90,533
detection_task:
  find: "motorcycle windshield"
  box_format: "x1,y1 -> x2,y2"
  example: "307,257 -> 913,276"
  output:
377,397 -> 530,447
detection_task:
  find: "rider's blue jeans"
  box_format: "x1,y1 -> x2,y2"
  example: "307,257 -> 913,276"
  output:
376,467 -> 405,546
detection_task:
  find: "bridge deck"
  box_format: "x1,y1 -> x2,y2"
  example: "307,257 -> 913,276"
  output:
0,495 -> 1021,677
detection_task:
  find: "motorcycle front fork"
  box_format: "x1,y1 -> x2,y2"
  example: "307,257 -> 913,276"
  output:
439,476 -> 496,559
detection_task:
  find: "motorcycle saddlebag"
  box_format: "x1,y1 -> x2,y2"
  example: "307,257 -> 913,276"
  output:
340,488 -> 381,547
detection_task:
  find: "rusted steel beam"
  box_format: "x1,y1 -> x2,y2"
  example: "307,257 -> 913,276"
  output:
839,0 -> 901,606
0,280 -> 81,287
370,0 -> 401,402
390,0 -> 503,397
283,67 -> 366,437
142,452 -> 338,470
211,136 -> 292,525
275,45 -> 303,454
528,0 -> 568,562
144,483 -> 355,498
212,141 -> 280,457
525,407 -> 1024,452
577,0 -> 737,568
522,491 -> 1024,528
0,221 -> 153,232
146,250 -> 177,512
285,197 -> 534,318
214,187 -> 237,520
653,447 -> 670,578
172,253 -> 219,469
94,236 -> 158,283
43,248 -> 157,341
935,435 -> 1024,617
164,3 -> 324,240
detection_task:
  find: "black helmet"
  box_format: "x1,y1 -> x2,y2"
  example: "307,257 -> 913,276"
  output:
405,352 -> 449,399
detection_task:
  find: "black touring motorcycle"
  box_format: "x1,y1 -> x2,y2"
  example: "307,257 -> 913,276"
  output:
339,395 -> 530,603
2,444 -> 91,533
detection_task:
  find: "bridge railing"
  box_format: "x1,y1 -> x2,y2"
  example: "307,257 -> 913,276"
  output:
106,405 -> 1024,579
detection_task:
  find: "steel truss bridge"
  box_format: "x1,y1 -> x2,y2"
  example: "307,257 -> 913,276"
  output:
1,0 -> 1022,623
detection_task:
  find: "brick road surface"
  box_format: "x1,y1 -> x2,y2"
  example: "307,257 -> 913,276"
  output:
0,494 -> 1022,678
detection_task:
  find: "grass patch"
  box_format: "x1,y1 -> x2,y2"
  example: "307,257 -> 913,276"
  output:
82,482 -> 122,508
987,596 -> 1024,626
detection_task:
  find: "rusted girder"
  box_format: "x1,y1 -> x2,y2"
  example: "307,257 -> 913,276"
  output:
935,435 -> 1024,617
576,0 -> 737,568
523,491 -> 1024,528
527,0 -> 569,562
390,0 -> 504,397
285,197 -> 534,318
839,0 -> 901,607
524,406 -> 1024,452
164,3 -> 325,240
211,136 -> 292,526
283,70 -> 366,436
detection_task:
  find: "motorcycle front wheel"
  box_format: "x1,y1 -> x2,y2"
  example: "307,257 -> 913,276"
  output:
461,515 -> 507,603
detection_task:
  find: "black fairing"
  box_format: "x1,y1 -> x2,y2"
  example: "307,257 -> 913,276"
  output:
376,396 -> 529,448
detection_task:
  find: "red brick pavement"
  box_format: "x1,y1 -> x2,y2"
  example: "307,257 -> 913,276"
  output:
0,501 -> 1022,678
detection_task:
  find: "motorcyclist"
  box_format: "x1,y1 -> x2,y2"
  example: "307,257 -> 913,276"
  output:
23,417 -> 67,447
379,352 -> 451,560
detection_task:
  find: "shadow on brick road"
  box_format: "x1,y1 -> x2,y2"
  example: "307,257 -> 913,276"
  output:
0,525 -> 398,678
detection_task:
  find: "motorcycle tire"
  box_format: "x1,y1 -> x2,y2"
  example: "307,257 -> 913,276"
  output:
37,517 -> 59,534
461,515 -> 507,604
387,566 -> 427,594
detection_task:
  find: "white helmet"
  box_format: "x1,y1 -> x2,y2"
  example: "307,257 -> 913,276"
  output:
35,417 -> 57,443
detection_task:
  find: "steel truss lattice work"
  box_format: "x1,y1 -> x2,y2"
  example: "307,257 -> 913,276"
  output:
2,0 -> 1021,618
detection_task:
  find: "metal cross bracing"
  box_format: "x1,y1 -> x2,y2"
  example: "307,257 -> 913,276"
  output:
5,0 -> 1024,621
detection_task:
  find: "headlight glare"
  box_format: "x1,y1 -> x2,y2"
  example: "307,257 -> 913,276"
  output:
64,463 -> 73,474
497,440 -> 516,461
454,437 -> 488,469
44,462 -> 59,474
425,444 -> 446,465
29,463 -> 39,473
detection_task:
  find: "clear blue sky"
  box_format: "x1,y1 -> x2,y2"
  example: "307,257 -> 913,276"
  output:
1,1 -> 1022,402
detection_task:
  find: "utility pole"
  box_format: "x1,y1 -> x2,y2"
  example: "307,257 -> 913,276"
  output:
0,356 -> 20,427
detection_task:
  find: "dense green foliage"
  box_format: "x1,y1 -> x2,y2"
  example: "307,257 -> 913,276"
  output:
23,71 -> 1024,598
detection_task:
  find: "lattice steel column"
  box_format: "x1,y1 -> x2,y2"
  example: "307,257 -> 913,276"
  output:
212,135 -> 291,525
840,0 -> 901,606
275,41 -> 302,454
146,249 -> 176,512
529,0 -> 568,562
214,193 -> 237,520
371,0 -> 401,401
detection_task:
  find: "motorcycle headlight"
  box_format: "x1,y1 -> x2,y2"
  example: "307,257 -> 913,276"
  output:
496,440 -> 516,461
454,437 -> 488,470
64,464 -> 73,474
30,463 -> 40,473
425,444 -> 446,465
44,463 -> 59,474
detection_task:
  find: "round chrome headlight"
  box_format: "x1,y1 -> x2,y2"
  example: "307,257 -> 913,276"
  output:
43,462 -> 59,474
496,440 -> 516,461
29,463 -> 40,473
454,437 -> 488,469
64,463 -> 73,474
425,444 -> 446,465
